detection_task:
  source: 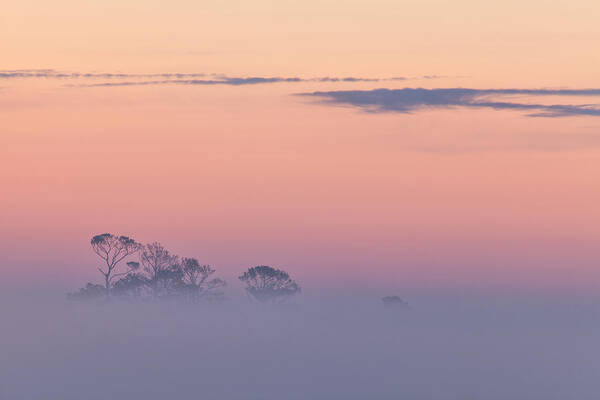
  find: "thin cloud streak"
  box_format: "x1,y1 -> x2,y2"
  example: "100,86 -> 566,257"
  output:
70,76 -> 409,87
2,70 -> 451,87
1,69 -> 408,84
299,88 -> 600,117
73,77 -> 304,87
0,69 -> 209,79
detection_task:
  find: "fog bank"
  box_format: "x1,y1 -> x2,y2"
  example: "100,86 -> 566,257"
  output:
1,294 -> 599,400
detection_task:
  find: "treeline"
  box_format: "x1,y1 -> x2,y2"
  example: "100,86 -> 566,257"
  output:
69,233 -> 301,303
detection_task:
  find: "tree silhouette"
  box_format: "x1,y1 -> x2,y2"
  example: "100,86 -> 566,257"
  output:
112,273 -> 146,300
138,242 -> 179,299
238,265 -> 300,303
67,283 -> 106,301
72,236 -> 227,303
90,233 -> 141,298
382,296 -> 408,308
180,258 -> 226,302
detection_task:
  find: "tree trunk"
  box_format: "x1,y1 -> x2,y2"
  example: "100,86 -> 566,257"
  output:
105,275 -> 110,300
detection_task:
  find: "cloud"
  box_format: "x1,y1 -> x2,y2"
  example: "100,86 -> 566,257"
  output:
0,69 -> 416,86
69,77 -> 302,87
314,76 -> 407,82
299,88 -> 600,117
0,69 -> 209,79
71,76 -> 412,87
421,75 -> 469,79
2,70 -> 473,91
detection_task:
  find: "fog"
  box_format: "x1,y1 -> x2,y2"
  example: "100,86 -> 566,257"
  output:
1,293 -> 599,400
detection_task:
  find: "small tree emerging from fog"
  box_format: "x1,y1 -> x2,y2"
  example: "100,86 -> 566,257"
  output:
238,265 -> 300,303
181,258 -> 226,302
382,296 -> 408,309
67,283 -> 106,301
90,233 -> 141,298
111,273 -> 146,300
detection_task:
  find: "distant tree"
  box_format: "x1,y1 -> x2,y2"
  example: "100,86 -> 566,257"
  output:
238,265 -> 300,303
67,283 -> 106,301
73,236 -> 227,304
382,296 -> 408,309
155,264 -> 186,299
112,273 -> 146,300
90,233 -> 141,298
180,258 -> 226,302
138,242 -> 179,299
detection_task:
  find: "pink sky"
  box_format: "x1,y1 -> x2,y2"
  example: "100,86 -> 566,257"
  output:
2,0 -> 600,295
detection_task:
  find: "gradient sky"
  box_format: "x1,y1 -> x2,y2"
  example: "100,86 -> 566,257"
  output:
2,0 -> 600,296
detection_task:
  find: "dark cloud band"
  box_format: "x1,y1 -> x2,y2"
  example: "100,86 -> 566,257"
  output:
299,88 -> 600,117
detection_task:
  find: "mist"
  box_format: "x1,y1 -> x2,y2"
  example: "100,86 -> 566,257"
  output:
1,292 -> 599,400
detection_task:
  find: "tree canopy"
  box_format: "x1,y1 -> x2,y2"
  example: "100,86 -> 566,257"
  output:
71,234 -> 226,303
382,296 -> 408,309
238,265 -> 301,303
90,233 -> 142,297
70,233 -> 404,307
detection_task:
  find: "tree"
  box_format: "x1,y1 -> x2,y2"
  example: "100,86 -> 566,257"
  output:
112,273 -> 146,300
382,296 -> 408,309
90,233 -> 141,298
67,283 -> 106,301
238,265 -> 300,303
138,242 -> 179,299
154,264 -> 186,299
180,258 -> 226,302
73,236 -> 227,303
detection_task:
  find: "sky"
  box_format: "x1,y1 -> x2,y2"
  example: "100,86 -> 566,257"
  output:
2,0 -> 600,298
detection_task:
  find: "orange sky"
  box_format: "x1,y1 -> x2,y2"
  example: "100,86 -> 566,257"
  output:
2,0 -> 600,294
3,0 -> 600,84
